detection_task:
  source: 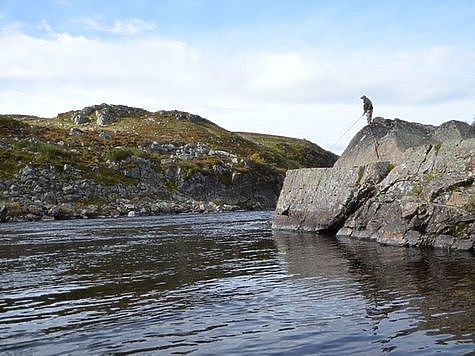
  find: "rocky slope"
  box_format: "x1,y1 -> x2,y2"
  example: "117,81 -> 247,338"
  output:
0,104 -> 337,222
273,117 -> 475,251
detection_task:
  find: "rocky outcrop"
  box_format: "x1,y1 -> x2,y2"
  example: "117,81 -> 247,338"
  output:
73,113 -> 90,125
0,104 -> 338,222
68,104 -> 212,127
96,109 -> 115,126
334,118 -> 472,168
273,118 -> 475,251
0,154 -> 283,222
273,162 -> 390,232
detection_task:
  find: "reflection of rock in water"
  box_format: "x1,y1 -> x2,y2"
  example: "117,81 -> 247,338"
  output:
272,230 -> 354,279
272,230 -> 475,343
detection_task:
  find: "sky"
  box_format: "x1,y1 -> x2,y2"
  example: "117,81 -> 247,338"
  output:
1,0 -> 474,153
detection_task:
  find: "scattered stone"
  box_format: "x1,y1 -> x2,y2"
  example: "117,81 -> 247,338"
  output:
124,167 -> 140,179
21,165 -> 35,177
43,192 -> 57,204
99,131 -> 111,140
128,211 -> 136,217
62,185 -> 75,194
69,127 -> 83,136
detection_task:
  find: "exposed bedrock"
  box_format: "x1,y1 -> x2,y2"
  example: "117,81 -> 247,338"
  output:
273,118 -> 475,251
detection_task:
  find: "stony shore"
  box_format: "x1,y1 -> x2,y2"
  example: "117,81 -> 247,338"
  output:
1,103 -> 337,222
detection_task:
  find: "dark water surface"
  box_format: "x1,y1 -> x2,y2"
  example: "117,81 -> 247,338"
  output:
0,211 -> 474,355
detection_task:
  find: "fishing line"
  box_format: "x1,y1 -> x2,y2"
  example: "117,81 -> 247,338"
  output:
330,115 -> 364,151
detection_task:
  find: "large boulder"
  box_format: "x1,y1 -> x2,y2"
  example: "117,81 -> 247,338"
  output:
273,118 -> 475,250
273,162 -> 391,232
96,108 -> 115,126
338,139 -> 474,249
334,118 -> 473,168
72,113 -> 90,125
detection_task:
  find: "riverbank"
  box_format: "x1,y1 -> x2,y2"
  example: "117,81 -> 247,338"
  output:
0,104 -> 337,222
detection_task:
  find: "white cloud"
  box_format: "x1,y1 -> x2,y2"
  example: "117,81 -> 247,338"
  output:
0,20 -> 23,33
37,19 -> 53,33
78,17 -> 157,35
0,28 -> 473,153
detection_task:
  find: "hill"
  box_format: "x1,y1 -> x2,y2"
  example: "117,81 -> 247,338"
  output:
0,103 -> 337,221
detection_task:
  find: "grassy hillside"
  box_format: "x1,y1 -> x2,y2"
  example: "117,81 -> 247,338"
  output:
236,132 -> 338,170
0,104 -> 337,181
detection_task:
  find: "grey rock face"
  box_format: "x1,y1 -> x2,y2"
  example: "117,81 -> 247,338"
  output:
273,162 -> 391,232
78,103 -> 148,118
273,118 -> 475,250
339,139 -> 474,249
172,110 -> 208,124
121,156 -> 160,183
334,118 -> 474,168
73,113 -> 90,125
96,109 -> 115,126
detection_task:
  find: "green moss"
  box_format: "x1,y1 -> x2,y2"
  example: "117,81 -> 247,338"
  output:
4,202 -> 25,218
0,149 -> 28,178
75,197 -> 106,208
15,141 -> 68,160
356,166 -> 365,184
178,161 -> 199,180
219,171 -> 233,186
164,179 -> 177,192
464,196 -> 475,211
408,182 -> 423,196
249,152 -> 266,165
87,167 -> 135,186
423,172 -> 435,183
211,198 -> 224,206
105,147 -> 146,162
0,141 -> 71,178
178,159 -> 216,180
444,222 -> 469,238
237,131 -> 337,169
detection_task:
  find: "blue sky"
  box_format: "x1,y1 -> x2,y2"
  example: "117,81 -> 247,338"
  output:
3,0 -> 474,48
1,0 -> 474,152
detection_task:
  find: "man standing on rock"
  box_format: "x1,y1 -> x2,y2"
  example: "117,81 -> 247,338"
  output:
360,95 -> 373,124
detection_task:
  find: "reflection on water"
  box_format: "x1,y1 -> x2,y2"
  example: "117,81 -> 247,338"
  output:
275,232 -> 475,354
0,211 -> 473,355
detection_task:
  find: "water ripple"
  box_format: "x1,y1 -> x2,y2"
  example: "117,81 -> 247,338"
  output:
0,211 -> 474,355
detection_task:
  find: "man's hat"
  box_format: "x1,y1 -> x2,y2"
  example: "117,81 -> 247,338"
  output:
360,95 -> 366,99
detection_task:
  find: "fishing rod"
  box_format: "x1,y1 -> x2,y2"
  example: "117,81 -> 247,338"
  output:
330,115 -> 364,151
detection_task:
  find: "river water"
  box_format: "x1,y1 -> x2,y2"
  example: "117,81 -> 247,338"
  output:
0,211 -> 474,355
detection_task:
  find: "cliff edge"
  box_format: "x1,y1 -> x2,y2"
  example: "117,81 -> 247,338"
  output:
273,118 -> 475,251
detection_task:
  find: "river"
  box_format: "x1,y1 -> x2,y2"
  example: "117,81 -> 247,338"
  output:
0,211 -> 474,355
